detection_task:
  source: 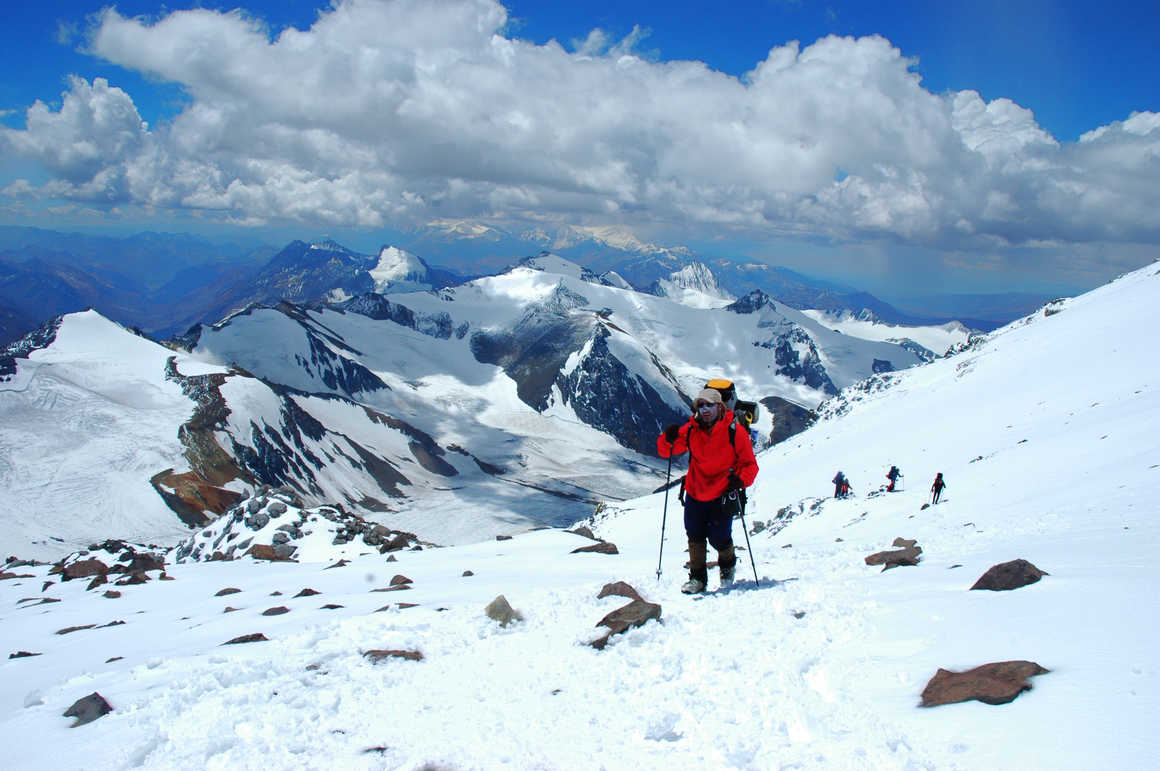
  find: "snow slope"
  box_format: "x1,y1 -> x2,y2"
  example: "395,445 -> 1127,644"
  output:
0,312 -> 227,557
1,265 -> 1157,769
801,309 -> 972,355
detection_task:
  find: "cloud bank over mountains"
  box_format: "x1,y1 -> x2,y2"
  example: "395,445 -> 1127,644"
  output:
2,0 -> 1158,254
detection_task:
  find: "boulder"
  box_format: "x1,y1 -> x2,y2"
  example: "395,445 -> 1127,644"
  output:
389,575 -> 413,586
262,606 -> 290,616
485,595 -> 524,627
591,597 -> 662,651
293,588 -> 321,598
62,559 -> 109,581
247,544 -> 295,562
215,587 -> 242,596
865,540 -> 922,570
921,660 -> 1049,707
596,581 -> 642,602
62,692 -> 113,726
970,559 -> 1048,591
571,541 -> 619,555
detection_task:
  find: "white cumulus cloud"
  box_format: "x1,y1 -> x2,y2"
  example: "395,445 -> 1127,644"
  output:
1,0 -> 1157,250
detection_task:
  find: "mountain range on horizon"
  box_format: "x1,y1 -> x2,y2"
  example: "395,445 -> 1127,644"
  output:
0,225 -> 1046,348
0,246 -> 973,560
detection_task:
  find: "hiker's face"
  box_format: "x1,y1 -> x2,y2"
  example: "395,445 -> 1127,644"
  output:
695,401 -> 720,424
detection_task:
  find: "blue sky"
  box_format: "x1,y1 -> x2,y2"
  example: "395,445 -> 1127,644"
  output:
1,0 -> 1158,296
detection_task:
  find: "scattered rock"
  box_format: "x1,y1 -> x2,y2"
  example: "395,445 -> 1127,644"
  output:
389,575 -> 413,586
970,559 -> 1048,591
262,606 -> 290,616
86,575 -> 107,591
56,624 -> 97,635
114,572 -> 149,586
321,604 -> 344,610
325,559 -> 350,570
294,588 -> 321,598
569,526 -> 597,540
270,591 -> 283,596
9,651 -> 41,659
792,611 -> 807,619
247,544 -> 295,562
0,572 -> 35,580
105,657 -> 123,663
485,595 -> 524,628
223,633 -> 268,645
62,692 -> 113,726
397,602 -> 419,609
596,581 -> 642,602
591,589 -> 662,651
921,661 -> 1050,707
462,570 -> 474,577
62,559 -> 109,581
215,587 -> 242,596
571,541 -> 619,555
496,535 -> 513,541
865,539 -> 923,570
364,649 -> 423,663
223,607 -> 240,613
372,585 -> 411,592
103,591 -> 122,599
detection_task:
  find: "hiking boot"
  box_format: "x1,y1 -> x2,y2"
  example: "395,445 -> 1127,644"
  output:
681,578 -> 706,594
718,544 -> 736,587
720,562 -> 735,587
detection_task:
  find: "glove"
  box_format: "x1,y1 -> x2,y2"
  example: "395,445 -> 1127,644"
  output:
664,424 -> 680,443
727,474 -> 744,491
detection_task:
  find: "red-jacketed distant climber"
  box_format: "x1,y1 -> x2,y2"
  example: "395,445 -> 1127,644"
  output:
931,472 -> 947,504
658,387 -> 759,594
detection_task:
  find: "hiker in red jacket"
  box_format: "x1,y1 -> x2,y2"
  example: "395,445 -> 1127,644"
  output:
930,472 -> 947,504
658,387 -> 759,594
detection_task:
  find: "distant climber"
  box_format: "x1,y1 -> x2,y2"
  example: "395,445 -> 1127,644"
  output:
833,471 -> 851,499
658,387 -> 758,594
930,472 -> 947,504
886,465 -> 902,492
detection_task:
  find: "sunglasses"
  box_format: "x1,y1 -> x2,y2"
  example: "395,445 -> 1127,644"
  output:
695,401 -> 718,411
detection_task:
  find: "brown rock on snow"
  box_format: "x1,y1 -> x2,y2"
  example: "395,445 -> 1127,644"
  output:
294,588 -> 321,597
223,633 -> 268,645
865,540 -> 923,570
389,575 -> 413,586
970,559 -> 1048,591
591,597 -> 662,651
262,606 -> 290,616
0,572 -> 35,580
215,587 -> 242,596
571,541 -> 619,555
596,581 -> 642,602
9,651 -> 41,659
62,559 -> 108,580
364,649 -> 423,663
921,660 -> 1049,707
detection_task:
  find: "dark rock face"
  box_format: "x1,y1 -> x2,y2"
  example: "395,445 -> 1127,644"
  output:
760,396 -> 814,445
921,661 -> 1049,707
340,294 -> 455,339
556,327 -> 687,455
1,315 -> 62,380
62,559 -> 109,580
765,328 -> 838,395
971,559 -> 1048,591
62,692 -> 113,726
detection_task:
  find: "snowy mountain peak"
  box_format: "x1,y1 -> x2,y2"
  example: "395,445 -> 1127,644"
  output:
369,245 -> 429,292
652,261 -> 735,309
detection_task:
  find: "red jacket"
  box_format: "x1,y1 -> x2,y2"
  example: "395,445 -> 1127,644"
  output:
657,410 -> 759,502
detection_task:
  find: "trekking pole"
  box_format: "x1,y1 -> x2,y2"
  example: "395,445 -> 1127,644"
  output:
737,495 -> 759,584
656,452 -> 673,580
